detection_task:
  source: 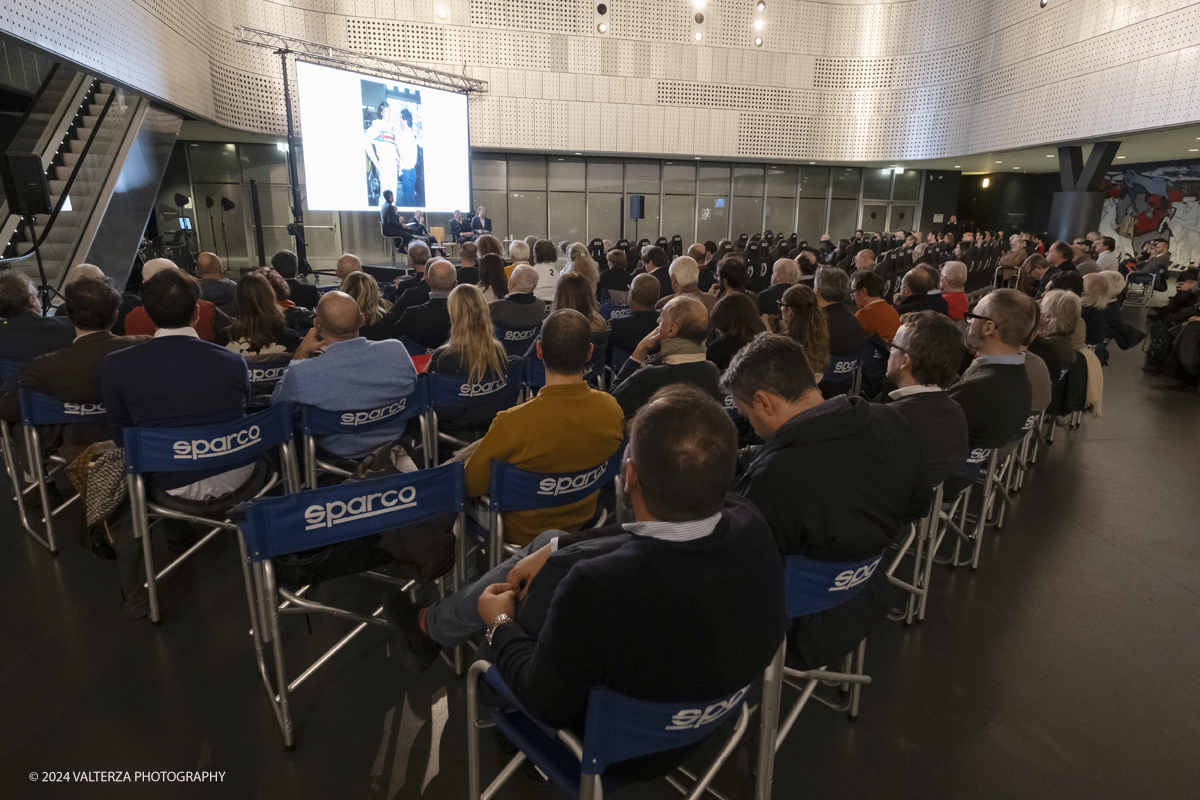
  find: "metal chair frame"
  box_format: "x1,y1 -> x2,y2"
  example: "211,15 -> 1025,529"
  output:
468,660 -> 750,800
885,482 -> 944,625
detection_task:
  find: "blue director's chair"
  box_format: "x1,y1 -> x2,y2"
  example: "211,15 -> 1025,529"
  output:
495,323 -> 540,360
16,389 -> 108,553
521,348 -> 607,396
468,660 -> 751,800
297,379 -> 432,488
821,353 -> 861,397
0,358 -> 32,529
754,552 -> 882,799
123,403 -> 301,625
424,365 -> 524,453
237,462 -> 466,749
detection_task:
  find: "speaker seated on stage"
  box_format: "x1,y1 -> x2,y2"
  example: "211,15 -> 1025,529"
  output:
122,259 -> 231,342
448,209 -> 474,245
380,190 -> 412,250
490,264 -> 548,330
726,334 -> 930,668
270,250 -> 319,311
195,252 -> 238,317
405,209 -> 436,247
270,290 -> 418,459
0,270 -> 75,365
383,384 -> 787,776
395,259 -> 456,351
470,205 -> 492,237
0,276 -> 149,464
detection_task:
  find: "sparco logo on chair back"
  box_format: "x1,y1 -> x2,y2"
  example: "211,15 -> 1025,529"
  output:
340,399 -> 408,426
665,686 -> 749,730
536,462 -> 609,497
173,426 -> 262,460
304,487 -> 417,530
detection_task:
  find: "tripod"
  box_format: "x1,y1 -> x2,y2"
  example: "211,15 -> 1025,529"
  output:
22,215 -> 62,314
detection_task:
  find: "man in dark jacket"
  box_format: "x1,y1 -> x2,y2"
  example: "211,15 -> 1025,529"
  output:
882,311 -> 969,487
894,266 -> 950,316
815,266 -> 866,357
610,295 -> 721,417
0,270 -> 75,366
395,259 -> 455,350
726,333 -> 930,668
607,274 -> 660,366
756,258 -> 800,316
196,252 -> 237,317
271,250 -> 319,310
387,385 -> 787,745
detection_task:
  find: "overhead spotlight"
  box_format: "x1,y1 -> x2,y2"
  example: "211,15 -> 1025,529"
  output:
695,12 -> 704,23
755,19 -> 763,29
954,165 -> 961,168
1116,156 -> 1126,159
756,0 -> 766,10
1046,154 -> 1055,157
594,3 -> 609,35
754,36 -> 763,47
693,0 -> 705,6
982,178 -> 990,188
995,160 -> 1002,163
597,22 -> 608,32
436,6 -> 448,19
695,31 -> 703,40
1040,0 -> 1048,6
1013,166 -> 1020,169
597,3 -> 608,12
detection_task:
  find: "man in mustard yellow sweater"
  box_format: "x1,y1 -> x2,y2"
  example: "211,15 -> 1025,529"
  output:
465,309 -> 624,546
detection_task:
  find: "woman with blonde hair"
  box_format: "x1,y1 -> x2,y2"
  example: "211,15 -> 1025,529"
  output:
429,284 -> 511,432
562,242 -> 600,290
779,283 -> 830,376
340,270 -> 395,340
215,271 -> 300,355
1080,271 -> 1125,362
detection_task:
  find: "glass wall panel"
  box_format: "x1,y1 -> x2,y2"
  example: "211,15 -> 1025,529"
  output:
796,198 -> 827,242
471,154 -> 507,192
189,142 -> 241,184
799,166 -> 829,197
861,203 -> 888,232
548,157 -> 586,191
548,192 -> 586,244
588,193 -> 623,242
662,162 -> 696,194
766,165 -> 798,197
731,197 -> 763,238
628,193 -> 660,242
472,189 -> 509,239
831,168 -> 862,199
625,160 -> 660,194
662,193 -> 695,241
828,199 -> 858,239
508,154 -> 547,190
193,181 -> 247,260
697,195 -> 729,242
732,165 -> 764,196
698,163 -> 730,194
240,143 -> 289,184
508,191 -> 546,239
892,169 -> 922,202
587,159 -> 623,192
862,168 -> 893,200
764,197 -> 795,235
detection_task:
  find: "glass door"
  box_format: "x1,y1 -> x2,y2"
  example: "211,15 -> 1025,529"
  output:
888,205 -> 916,231
860,204 -> 888,232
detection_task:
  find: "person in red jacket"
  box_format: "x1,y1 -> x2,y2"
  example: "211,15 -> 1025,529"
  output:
123,258 -> 230,341
939,261 -> 970,321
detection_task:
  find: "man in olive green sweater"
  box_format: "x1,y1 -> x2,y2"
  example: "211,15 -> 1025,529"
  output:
465,309 -> 624,546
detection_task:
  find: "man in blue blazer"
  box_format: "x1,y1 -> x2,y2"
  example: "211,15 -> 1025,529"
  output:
0,270 -> 75,367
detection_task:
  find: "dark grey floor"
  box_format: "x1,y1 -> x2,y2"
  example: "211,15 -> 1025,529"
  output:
2,307 -> 1199,800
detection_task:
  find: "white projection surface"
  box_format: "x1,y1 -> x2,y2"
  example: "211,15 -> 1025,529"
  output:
295,61 -> 470,213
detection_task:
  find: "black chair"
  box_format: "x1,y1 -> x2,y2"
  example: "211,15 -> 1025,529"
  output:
736,233 -> 749,249
654,236 -> 668,251
669,234 -> 683,258
588,238 -> 605,262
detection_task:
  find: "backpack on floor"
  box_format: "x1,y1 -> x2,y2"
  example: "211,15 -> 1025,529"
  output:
1143,322 -> 1172,366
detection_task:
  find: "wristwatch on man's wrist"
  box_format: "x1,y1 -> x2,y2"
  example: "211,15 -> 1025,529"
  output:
485,613 -> 513,645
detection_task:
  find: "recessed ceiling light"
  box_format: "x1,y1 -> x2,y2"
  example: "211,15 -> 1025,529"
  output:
954,165 -> 961,168
694,31 -> 703,40
809,161 -> 816,164
754,36 -> 763,47
1013,166 -> 1020,169
694,156 -> 701,159
995,160 -> 1003,164
436,6 -> 448,19
1046,154 -> 1055,157
1116,156 -> 1126,159
597,22 -> 607,33
1190,149 -> 1199,152
756,0 -> 766,10
982,178 -> 990,188
755,19 -> 763,29
575,152 -> 582,155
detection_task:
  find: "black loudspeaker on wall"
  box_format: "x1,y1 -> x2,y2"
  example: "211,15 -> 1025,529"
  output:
629,194 -> 646,220
0,152 -> 53,216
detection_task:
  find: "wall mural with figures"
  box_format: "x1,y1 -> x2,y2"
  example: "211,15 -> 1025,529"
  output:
1100,161 -> 1200,265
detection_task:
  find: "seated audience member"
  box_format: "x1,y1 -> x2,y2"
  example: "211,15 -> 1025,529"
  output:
1149,269 -> 1200,326
1027,293 -> 1075,385
1046,268 -> 1084,301
1040,287 -> 1085,355
0,270 -> 75,364
428,285 -> 511,432
756,258 -> 799,316
379,190 -> 411,251
895,266 -> 950,316
1132,238 -> 1170,275
214,271 -> 301,354
640,246 -> 673,299
883,312 -> 970,486
1094,236 -> 1119,272
195,252 -> 237,317
779,284 -> 830,376
612,295 -> 721,417
531,239 -> 561,302
458,242 -> 480,288
708,291 -> 766,371
939,261 -> 970,321
1081,271 -> 1123,350
851,269 -> 901,341
528,273 -> 610,360
657,256 -> 715,312
968,303 -> 1052,415
815,267 -> 866,358
472,235 -> 504,285
796,250 -> 819,286
950,289 -> 1035,451
462,309 -> 624,546
476,253 -> 509,303
597,248 -> 632,304
689,243 -> 716,291
340,271 -> 397,342
271,291 -> 417,457
562,243 -> 600,292
726,334 -> 929,668
607,274 -> 660,364
999,235 -> 1026,270
1032,242 -> 1073,297
524,235 -> 539,260
260,267 -> 314,333
386,389 -> 787,761
389,242 -> 432,311
1072,243 -> 1100,275
708,255 -> 749,300
853,248 -> 876,272
396,259 -> 456,351
272,250 -> 319,310
335,252 -> 363,282
65,264 -> 139,336
122,259 -> 230,341
490,265 -> 548,330
0,277 -> 148,463
504,240 -> 530,280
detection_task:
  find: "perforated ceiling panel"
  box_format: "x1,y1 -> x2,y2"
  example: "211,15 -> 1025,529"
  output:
5,0 -> 1200,161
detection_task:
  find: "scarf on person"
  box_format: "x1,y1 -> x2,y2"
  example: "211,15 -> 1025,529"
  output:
658,336 -> 708,364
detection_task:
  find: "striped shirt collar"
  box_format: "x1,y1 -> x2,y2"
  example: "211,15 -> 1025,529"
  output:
622,512 -> 722,543
975,353 -> 1025,366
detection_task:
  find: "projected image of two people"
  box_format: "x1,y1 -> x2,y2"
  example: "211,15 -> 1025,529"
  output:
362,79 -> 425,208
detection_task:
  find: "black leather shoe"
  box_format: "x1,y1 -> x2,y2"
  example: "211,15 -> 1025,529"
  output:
383,590 -> 442,673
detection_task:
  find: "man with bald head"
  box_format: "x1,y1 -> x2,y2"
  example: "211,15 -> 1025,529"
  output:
196,251 -> 237,316
271,291 -> 417,458
395,259 -> 456,351
611,294 -> 723,417
854,249 -> 876,271
388,242 -> 432,308
687,243 -> 717,292
757,258 -> 800,315
335,253 -> 363,281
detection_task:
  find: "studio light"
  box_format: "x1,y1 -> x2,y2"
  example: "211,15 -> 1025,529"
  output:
174,193 -> 190,207
221,197 -> 236,212
1040,0 -> 1048,7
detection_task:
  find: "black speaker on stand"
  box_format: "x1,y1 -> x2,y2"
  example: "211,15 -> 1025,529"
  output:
630,194 -> 645,245
205,196 -> 216,255
220,197 -> 236,259
1,152 -> 58,313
